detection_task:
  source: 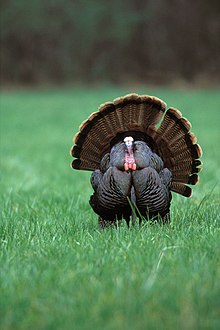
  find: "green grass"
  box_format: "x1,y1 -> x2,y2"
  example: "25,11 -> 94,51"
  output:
0,87 -> 220,330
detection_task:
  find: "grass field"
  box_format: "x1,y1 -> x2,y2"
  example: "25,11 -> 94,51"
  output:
0,87 -> 220,330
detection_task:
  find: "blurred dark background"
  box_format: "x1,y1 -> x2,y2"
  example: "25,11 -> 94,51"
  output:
1,0 -> 220,87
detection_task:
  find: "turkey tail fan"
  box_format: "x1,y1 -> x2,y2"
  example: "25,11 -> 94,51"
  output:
71,93 -> 166,171
155,107 -> 203,196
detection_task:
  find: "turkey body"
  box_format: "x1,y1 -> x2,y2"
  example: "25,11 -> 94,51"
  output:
90,140 -> 172,227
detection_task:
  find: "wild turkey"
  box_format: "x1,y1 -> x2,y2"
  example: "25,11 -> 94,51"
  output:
70,93 -> 202,228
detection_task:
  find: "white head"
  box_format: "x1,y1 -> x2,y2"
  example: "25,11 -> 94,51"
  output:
124,136 -> 134,148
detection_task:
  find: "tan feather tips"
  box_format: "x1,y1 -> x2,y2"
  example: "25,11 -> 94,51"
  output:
70,93 -> 167,171
112,93 -> 166,111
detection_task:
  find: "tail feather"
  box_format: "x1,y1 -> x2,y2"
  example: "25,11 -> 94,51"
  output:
170,182 -> 192,197
172,172 -> 199,185
71,158 -> 99,171
113,94 -> 139,128
99,102 -> 122,134
169,132 -> 197,147
157,119 -> 190,146
170,144 -> 202,161
171,159 -> 202,174
157,108 -> 182,135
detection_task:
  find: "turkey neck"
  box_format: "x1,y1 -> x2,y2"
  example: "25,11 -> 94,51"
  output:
124,145 -> 136,171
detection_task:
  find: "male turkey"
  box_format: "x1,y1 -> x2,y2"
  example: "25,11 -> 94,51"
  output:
70,93 -> 202,228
